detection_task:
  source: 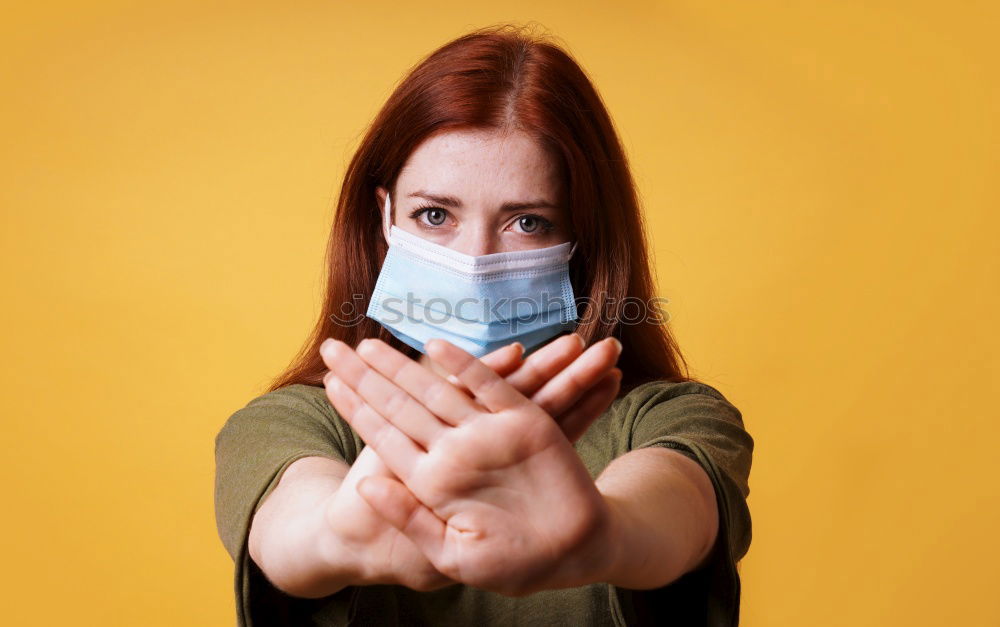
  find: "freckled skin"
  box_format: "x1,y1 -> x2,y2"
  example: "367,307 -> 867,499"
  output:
375,128 -> 571,255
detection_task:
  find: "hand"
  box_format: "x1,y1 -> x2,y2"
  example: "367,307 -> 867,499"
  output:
322,338 -> 621,596
317,334 -> 622,591
316,342 -> 524,592
448,334 -> 624,444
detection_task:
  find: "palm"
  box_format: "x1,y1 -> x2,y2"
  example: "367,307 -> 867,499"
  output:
324,445 -> 449,590
405,407 -> 604,592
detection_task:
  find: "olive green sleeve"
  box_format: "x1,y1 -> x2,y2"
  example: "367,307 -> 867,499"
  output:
611,380 -> 754,626
213,384 -> 361,626
629,382 -> 753,561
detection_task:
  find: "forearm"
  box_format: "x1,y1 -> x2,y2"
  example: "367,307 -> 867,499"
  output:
248,455 -> 357,598
593,447 -> 719,589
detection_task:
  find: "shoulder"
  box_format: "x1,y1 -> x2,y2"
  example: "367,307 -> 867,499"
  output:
243,383 -> 333,419
619,378 -> 736,406
216,382 -> 349,450
216,382 -> 363,465
612,378 -> 743,428
608,378 -> 752,476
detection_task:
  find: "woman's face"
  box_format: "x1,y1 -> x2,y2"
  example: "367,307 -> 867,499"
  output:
376,128 -> 571,255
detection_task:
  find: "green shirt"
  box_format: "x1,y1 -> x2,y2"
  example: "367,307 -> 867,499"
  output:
214,379 -> 753,626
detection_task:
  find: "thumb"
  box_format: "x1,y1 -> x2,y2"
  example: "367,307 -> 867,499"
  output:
357,476 -> 449,563
446,341 -> 524,394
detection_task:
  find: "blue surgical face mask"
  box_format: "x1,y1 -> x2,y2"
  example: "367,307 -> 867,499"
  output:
366,192 -> 579,358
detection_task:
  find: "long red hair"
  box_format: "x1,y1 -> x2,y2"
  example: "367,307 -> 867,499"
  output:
267,24 -> 692,394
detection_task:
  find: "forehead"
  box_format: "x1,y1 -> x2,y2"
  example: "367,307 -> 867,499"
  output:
395,128 -> 562,200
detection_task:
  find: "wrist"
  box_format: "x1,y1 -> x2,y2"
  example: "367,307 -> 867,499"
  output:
541,492 -> 628,592
315,488 -> 381,589
318,450 -> 417,589
593,493 -> 629,587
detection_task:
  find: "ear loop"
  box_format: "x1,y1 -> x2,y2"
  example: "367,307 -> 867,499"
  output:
381,192 -> 393,245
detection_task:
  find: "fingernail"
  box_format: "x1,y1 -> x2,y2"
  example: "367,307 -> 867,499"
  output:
320,338 -> 335,357
511,342 -> 524,354
608,337 -> 622,354
573,333 -> 585,348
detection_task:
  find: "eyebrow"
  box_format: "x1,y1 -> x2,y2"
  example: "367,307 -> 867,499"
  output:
407,190 -> 559,212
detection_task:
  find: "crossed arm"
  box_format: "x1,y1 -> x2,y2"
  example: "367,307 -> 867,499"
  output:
248,336 -> 718,598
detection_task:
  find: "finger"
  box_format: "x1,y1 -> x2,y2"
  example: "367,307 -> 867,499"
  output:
323,339 -> 448,449
478,341 -> 525,378
424,339 -> 529,414
532,337 -> 622,418
325,373 -> 423,481
357,476 -> 449,570
355,338 -> 484,426
505,333 -> 586,397
447,341 -> 524,396
556,368 -> 622,443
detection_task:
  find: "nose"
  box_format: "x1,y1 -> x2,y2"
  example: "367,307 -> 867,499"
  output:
451,223 -> 499,256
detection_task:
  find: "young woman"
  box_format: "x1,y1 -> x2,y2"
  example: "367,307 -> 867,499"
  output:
215,25 -> 754,626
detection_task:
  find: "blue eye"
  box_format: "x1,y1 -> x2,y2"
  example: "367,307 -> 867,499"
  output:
513,214 -> 555,235
409,206 -> 449,227
424,208 -> 447,226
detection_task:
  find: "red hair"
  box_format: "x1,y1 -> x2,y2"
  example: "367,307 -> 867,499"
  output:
267,24 -> 692,394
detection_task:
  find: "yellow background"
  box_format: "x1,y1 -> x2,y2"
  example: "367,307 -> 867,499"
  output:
2,2 -> 996,625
